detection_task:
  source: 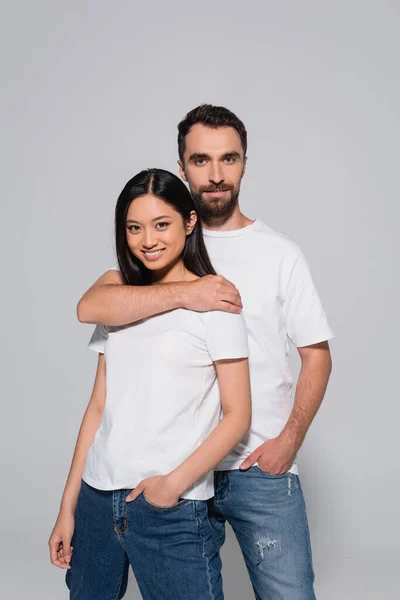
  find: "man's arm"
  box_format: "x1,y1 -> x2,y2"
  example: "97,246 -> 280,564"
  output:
280,340 -> 332,453
240,340 -> 332,473
77,269 -> 243,326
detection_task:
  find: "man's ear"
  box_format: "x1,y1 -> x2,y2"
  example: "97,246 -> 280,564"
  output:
178,159 -> 187,182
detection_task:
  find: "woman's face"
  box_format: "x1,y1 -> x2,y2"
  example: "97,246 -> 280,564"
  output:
126,194 -> 196,273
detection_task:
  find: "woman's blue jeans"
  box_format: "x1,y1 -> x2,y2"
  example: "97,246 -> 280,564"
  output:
65,480 -> 223,599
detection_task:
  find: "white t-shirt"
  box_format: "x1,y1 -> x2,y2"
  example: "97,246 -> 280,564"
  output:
202,219 -> 334,473
83,308 -> 248,499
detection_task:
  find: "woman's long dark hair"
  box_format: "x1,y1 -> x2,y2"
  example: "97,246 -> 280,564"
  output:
115,168 -> 217,285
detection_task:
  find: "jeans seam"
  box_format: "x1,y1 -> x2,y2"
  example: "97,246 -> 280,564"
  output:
142,493 -> 191,511
112,490 -> 117,529
112,490 -> 127,549
194,501 -> 215,600
214,471 -> 230,504
253,465 -> 291,478
112,562 -> 127,600
296,478 -> 316,595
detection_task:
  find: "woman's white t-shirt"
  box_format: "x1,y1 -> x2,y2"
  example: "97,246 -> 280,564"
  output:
83,308 -> 249,500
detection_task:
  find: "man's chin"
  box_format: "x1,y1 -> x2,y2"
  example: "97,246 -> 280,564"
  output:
191,188 -> 239,222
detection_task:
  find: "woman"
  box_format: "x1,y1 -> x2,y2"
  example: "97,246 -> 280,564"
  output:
48,168 -> 251,600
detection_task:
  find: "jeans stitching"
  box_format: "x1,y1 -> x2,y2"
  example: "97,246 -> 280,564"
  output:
214,471 -> 230,504
112,559 -> 128,600
194,501 -> 215,600
141,493 -> 192,511
296,478 -> 317,597
113,490 -> 127,548
253,465 -> 291,478
112,490 -> 117,529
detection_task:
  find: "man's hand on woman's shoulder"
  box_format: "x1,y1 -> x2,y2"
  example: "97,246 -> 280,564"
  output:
184,275 -> 243,313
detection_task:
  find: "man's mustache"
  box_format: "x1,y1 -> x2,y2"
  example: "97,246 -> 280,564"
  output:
200,184 -> 234,193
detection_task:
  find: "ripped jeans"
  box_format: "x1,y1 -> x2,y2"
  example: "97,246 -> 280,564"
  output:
208,467 -> 316,600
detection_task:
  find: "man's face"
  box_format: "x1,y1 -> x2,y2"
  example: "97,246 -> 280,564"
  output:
178,124 -> 247,225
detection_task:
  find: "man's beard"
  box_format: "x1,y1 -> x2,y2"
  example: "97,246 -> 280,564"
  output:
191,184 -> 240,225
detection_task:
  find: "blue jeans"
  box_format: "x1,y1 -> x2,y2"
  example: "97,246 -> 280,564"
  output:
66,480 -> 223,600
208,467 -> 316,600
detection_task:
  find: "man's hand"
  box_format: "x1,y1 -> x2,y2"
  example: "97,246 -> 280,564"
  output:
125,474 -> 183,507
184,275 -> 242,313
239,434 -> 297,475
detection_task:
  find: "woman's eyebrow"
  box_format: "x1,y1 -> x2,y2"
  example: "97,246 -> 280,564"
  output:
126,215 -> 171,224
152,215 -> 171,221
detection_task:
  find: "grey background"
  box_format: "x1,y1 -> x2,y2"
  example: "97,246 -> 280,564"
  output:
1,1 -> 399,598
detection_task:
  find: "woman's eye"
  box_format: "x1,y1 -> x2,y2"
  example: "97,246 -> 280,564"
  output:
128,225 -> 140,232
156,222 -> 169,229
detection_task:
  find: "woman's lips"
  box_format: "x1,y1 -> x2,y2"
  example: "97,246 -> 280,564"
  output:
141,248 -> 166,261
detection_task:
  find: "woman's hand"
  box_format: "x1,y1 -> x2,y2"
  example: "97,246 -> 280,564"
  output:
48,510 -> 75,569
125,474 -> 182,507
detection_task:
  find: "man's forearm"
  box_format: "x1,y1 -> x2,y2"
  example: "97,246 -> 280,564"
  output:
77,280 -> 188,326
77,270 -> 242,326
282,343 -> 332,451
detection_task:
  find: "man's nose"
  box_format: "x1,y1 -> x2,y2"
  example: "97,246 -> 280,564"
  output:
209,178 -> 224,187
209,163 -> 224,186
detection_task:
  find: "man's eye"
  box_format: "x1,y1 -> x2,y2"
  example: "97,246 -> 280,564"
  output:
195,159 -> 206,165
224,157 -> 235,163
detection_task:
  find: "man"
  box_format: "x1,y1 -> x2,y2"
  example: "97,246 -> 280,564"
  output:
78,104 -> 333,599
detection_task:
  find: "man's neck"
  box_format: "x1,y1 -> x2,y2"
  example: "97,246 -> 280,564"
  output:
201,208 -> 254,232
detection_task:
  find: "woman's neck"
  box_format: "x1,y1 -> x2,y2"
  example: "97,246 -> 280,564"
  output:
151,258 -> 198,284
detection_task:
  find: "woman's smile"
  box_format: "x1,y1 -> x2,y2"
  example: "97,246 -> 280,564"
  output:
141,248 -> 166,261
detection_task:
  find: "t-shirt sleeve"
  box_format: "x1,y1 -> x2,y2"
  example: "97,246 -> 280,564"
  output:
88,325 -> 109,354
108,263 -> 120,271
283,251 -> 334,347
203,310 -> 249,362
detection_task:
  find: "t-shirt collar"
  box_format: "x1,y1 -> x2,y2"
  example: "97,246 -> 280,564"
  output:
202,219 -> 258,238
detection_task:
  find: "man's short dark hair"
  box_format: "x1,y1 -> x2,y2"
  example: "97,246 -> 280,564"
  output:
177,104 -> 247,162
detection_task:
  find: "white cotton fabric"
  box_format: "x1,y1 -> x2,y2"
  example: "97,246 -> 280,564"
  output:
201,219 -> 334,473
83,308 -> 249,499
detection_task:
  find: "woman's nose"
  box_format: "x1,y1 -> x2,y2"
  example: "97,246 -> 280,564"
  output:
142,231 -> 158,248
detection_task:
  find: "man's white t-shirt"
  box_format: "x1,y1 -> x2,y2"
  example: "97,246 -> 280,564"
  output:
83,308 -> 248,499
201,219 -> 334,473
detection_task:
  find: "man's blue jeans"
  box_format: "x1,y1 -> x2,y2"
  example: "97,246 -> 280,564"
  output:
65,480 -> 223,599
208,467 -> 316,600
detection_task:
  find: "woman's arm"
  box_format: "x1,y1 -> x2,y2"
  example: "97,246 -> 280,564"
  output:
127,357 -> 251,504
168,357 -> 251,493
49,354 -> 106,569
58,354 -> 106,515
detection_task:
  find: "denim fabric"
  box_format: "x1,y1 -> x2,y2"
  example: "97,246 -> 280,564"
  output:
66,480 -> 223,600
208,467 -> 316,600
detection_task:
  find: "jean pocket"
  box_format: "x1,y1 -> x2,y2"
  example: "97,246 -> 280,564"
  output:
253,465 -> 291,478
141,493 -> 192,511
